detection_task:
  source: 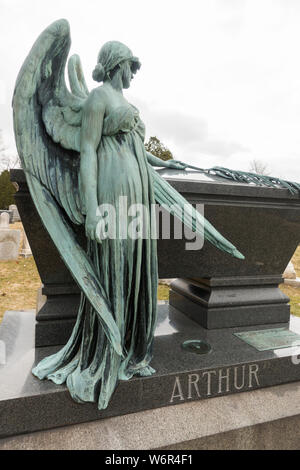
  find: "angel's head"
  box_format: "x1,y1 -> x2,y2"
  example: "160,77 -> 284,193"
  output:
92,41 -> 141,89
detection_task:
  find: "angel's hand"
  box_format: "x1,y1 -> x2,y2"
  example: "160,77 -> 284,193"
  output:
85,213 -> 102,243
166,160 -> 188,170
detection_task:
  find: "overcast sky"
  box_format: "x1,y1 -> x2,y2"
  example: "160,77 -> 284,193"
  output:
1,0 -> 300,179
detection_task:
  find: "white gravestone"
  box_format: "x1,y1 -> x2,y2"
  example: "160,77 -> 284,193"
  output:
0,212 -> 21,261
0,213 -> 10,229
20,231 -> 32,257
9,204 -> 21,223
283,260 -> 300,288
283,261 -> 297,280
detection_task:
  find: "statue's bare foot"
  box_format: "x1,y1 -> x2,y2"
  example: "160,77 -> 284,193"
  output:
136,365 -> 156,377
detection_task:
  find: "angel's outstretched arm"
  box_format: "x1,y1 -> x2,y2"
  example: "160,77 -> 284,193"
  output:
146,152 -> 171,167
146,152 -> 188,170
80,89 -> 105,241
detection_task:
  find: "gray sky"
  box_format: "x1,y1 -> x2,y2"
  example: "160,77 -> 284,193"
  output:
1,0 -> 300,179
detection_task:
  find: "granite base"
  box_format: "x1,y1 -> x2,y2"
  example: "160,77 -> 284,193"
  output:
0,382 -> 299,449
1,305 -> 300,440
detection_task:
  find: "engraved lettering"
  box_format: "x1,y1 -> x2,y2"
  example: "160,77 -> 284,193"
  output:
202,370 -> 217,396
187,373 -> 200,399
292,353 -> 300,365
248,363 -> 260,388
234,365 -> 246,390
170,376 -> 184,403
218,368 -> 230,393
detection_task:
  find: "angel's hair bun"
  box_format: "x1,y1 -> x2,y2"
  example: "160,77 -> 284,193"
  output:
92,63 -> 105,82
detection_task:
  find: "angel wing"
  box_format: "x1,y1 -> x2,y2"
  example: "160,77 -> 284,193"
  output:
42,54 -> 90,153
68,54 -> 90,99
13,19 -> 122,356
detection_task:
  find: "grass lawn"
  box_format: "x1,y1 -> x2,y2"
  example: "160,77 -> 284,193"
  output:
0,223 -> 300,321
279,284 -> 300,317
0,255 -> 169,322
279,245 -> 300,317
0,256 -> 40,321
157,284 -> 170,301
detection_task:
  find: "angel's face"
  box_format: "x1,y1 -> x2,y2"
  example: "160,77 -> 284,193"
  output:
121,60 -> 134,89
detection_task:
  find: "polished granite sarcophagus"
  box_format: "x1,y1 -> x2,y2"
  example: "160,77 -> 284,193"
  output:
10,168 -> 300,346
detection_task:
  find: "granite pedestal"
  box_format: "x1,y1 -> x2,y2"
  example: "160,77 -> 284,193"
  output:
4,169 -> 300,449
1,306 -> 300,442
1,383 -> 300,450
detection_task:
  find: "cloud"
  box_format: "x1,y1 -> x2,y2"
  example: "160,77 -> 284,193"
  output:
132,97 -> 248,159
146,109 -> 208,145
2,0 -> 300,181
190,139 -> 248,158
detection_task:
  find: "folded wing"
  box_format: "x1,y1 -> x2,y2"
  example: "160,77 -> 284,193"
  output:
12,19 -> 122,356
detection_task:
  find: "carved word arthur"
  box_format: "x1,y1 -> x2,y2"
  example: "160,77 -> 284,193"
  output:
170,363 -> 260,403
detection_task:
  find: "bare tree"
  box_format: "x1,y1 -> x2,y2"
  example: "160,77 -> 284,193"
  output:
0,133 -> 6,154
249,159 -> 270,176
0,130 -> 8,170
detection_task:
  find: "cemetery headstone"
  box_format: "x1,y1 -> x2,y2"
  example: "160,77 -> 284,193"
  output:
283,261 -> 297,279
9,204 -> 20,223
20,231 -> 32,257
0,210 -> 13,224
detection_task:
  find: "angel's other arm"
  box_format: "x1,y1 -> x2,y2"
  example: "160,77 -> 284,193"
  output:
80,89 -> 106,239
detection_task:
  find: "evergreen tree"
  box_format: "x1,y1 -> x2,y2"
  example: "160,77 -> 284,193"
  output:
0,170 -> 16,209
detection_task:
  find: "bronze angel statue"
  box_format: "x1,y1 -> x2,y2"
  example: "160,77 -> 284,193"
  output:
13,19 -> 245,409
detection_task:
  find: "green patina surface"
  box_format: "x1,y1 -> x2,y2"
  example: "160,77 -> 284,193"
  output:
12,19 -> 244,409
235,328 -> 300,351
